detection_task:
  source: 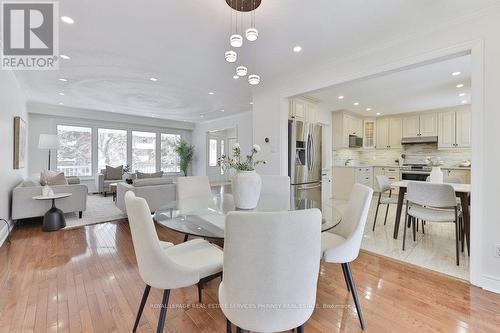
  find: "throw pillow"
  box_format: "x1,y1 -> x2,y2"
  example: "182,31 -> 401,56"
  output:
40,170 -> 68,186
137,171 -> 164,179
105,165 -> 123,180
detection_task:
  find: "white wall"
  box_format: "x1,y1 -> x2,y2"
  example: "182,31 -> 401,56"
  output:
192,112 -> 252,176
252,9 -> 500,292
28,103 -> 193,192
0,71 -> 27,246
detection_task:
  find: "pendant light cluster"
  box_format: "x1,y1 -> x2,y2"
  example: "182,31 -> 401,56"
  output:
225,0 -> 261,85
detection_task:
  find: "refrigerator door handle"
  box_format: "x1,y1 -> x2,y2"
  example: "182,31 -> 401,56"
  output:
297,184 -> 321,190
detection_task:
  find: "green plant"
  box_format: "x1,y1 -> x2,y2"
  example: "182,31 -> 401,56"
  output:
218,143 -> 266,172
175,139 -> 194,176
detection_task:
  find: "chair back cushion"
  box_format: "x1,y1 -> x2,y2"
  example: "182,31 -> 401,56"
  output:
323,184 -> 373,263
220,209 -> 321,331
177,176 -> 212,214
105,165 -> 123,180
137,171 -> 164,179
257,175 -> 291,211
407,182 -> 456,208
376,175 -> 392,193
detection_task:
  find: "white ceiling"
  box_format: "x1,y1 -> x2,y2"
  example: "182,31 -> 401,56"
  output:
306,54 -> 472,116
13,0 -> 497,122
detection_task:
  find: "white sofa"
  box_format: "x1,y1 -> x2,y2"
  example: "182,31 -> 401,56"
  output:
116,178 -> 176,214
12,180 -> 88,220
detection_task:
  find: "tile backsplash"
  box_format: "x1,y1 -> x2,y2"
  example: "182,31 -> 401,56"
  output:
333,144 -> 471,167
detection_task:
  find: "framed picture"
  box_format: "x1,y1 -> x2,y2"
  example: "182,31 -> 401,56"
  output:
13,116 -> 27,169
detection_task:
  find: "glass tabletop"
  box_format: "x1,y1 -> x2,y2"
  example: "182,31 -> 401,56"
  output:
153,194 -> 342,240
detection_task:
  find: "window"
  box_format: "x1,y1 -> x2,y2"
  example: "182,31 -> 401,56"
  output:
98,128 -> 127,171
132,131 -> 156,173
161,133 -> 181,173
208,138 -> 218,166
57,125 -> 92,176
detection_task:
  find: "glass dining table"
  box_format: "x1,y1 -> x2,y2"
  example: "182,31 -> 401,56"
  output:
153,194 -> 342,240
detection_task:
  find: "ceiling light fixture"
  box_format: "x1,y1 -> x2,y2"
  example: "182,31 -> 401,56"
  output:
61,16 -> 74,24
236,66 -> 248,76
451,71 -> 461,76
376,112 -> 381,116
459,93 -> 466,97
366,108 -> 372,111
58,92 -> 65,96
58,78 -> 68,82
233,75 -> 239,79
461,100 -> 468,104
149,77 -> 158,81
58,102 -> 64,105
249,102 -> 254,105
59,54 -> 70,60
230,34 -> 243,48
456,83 -> 464,88
245,28 -> 258,41
353,102 -> 359,106
248,74 -> 260,85
293,46 -> 302,53
225,50 -> 237,63
208,91 -> 215,95
338,95 -> 344,100
220,109 -> 225,112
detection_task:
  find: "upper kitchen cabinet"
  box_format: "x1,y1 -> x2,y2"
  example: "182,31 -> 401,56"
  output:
332,111 -> 363,149
438,108 -> 471,148
289,98 -> 318,123
376,117 -> 402,149
402,113 -> 438,137
363,119 -> 376,148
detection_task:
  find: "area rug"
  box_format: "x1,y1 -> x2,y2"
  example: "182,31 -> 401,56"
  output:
64,194 -> 126,229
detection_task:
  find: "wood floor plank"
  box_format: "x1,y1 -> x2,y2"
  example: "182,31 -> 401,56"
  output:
1,220 -> 499,333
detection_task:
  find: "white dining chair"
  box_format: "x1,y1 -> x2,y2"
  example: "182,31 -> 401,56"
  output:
125,191 -> 223,333
372,175 -> 399,231
219,209 -> 322,333
403,182 -> 462,265
177,176 -> 213,215
257,175 -> 291,211
321,184 -> 373,330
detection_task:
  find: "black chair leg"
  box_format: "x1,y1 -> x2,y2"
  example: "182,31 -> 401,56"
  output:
383,204 -> 389,225
183,234 -> 189,242
343,263 -> 365,330
372,194 -> 381,231
341,264 -> 350,292
296,325 -> 304,333
402,213 -> 408,251
421,220 -> 425,234
412,217 -> 416,242
156,289 -> 170,333
455,220 -> 460,266
133,285 -> 151,332
197,281 -> 203,303
226,319 -> 232,333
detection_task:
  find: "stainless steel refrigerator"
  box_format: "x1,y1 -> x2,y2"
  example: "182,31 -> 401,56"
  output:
288,120 -> 322,211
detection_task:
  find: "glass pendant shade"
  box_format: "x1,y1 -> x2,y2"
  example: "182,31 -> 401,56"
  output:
245,28 -> 258,41
225,50 -> 237,63
248,74 -> 260,85
230,34 -> 243,47
236,66 -> 248,76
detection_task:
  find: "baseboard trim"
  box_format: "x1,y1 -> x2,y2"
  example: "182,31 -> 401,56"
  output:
481,274 -> 500,294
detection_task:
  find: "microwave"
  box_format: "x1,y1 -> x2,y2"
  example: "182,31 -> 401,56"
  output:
349,135 -> 363,148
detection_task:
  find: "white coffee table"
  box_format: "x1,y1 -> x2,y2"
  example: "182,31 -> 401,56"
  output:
33,193 -> 72,231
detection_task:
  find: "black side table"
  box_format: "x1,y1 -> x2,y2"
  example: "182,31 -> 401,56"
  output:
33,193 -> 72,231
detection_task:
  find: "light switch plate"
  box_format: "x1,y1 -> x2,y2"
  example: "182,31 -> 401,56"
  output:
495,245 -> 500,258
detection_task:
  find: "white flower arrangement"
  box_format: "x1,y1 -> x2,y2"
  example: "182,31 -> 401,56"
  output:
219,143 -> 266,171
426,156 -> 444,167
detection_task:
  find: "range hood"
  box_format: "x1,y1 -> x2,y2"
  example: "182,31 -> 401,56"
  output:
401,136 -> 438,144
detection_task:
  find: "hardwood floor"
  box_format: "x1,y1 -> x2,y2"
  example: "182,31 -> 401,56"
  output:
1,220 -> 499,333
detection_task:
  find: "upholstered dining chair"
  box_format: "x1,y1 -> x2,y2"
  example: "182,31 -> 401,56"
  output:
403,182 -> 462,265
125,191 -> 223,333
257,175 -> 291,211
219,209 -> 322,333
372,175 -> 399,231
177,176 -> 213,215
321,184 -> 373,330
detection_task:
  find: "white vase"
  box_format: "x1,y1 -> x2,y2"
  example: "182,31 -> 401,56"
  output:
42,185 -> 54,197
430,167 -> 444,183
232,170 -> 262,210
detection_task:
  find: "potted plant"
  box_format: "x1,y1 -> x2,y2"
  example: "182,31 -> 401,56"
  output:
218,143 -> 266,209
175,139 -> 195,176
426,156 -> 444,183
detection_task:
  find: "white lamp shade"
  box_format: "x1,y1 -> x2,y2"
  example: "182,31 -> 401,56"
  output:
38,134 -> 59,149
245,28 -> 258,41
248,74 -> 260,85
230,34 -> 243,48
225,50 -> 237,63
236,66 -> 248,77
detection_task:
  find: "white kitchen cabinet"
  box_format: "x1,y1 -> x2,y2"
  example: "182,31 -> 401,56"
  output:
363,119 -> 376,148
375,118 -> 389,149
444,169 -> 470,184
352,117 -> 363,137
332,111 -> 363,149
438,108 -> 471,148
289,98 -> 317,122
333,166 -> 373,200
402,113 -> 437,137
376,117 -> 402,149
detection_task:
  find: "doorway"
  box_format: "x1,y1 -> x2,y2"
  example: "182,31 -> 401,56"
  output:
206,128 -> 237,182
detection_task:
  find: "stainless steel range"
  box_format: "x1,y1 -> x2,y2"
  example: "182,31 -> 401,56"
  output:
400,164 -> 432,181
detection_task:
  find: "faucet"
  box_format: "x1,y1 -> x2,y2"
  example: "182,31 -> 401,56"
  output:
345,159 -> 352,166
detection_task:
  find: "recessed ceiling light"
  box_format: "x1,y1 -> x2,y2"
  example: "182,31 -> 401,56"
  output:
459,93 -> 466,97
233,75 -> 239,79
58,102 -> 64,105
61,16 -> 74,24
376,112 -> 381,116
58,92 -> 65,96
451,71 -> 461,76
353,102 -> 359,106
456,84 -> 464,88
249,102 -> 253,105
149,77 -> 158,82
293,46 -> 302,53
366,108 -> 372,111
183,120 -> 187,122
59,54 -> 70,60
208,92 -> 215,95
220,109 -> 225,112
200,115 -> 204,118
58,78 -> 68,82
461,100 -> 468,104
338,95 -> 344,100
